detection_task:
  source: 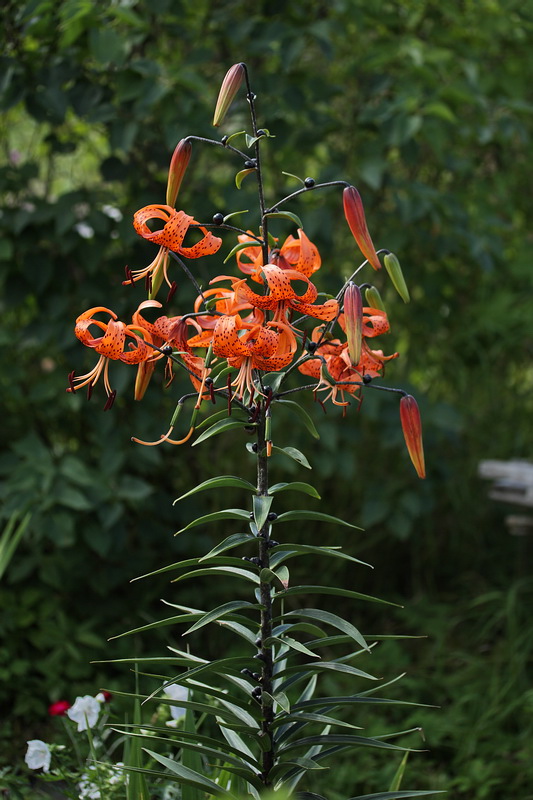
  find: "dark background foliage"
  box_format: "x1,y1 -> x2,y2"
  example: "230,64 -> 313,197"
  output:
1,0 -> 532,796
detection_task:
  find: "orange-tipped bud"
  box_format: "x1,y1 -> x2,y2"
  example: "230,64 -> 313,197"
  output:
166,139 -> 192,207
343,186 -> 381,271
400,394 -> 426,479
134,359 -> 157,401
384,252 -> 410,303
344,282 -> 363,366
213,63 -> 245,127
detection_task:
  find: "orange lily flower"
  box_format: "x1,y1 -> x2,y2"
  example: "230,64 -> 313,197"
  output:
128,206 -> 222,288
236,229 -> 321,282
212,314 -> 296,401
67,307 -> 152,406
232,265 -> 338,328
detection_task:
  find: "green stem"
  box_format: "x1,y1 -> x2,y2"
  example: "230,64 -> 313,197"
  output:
256,405 -> 274,785
242,64 -> 269,266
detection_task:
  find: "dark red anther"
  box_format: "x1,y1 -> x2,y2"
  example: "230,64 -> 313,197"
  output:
166,281 -> 178,304
86,383 -> 93,401
248,402 -> 261,423
264,387 -> 273,411
227,374 -> 232,415
249,386 -> 255,406
144,273 -> 152,293
103,390 -> 117,411
67,371 -> 76,393
318,398 -> 327,414
124,265 -> 134,286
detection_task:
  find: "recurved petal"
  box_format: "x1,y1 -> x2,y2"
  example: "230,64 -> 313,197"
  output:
178,225 -> 222,259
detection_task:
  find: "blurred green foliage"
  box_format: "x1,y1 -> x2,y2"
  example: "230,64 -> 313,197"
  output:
1,0 -> 532,797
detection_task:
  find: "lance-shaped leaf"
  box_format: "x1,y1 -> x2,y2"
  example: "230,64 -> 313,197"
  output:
200,533 -> 255,561
264,210 -> 304,229
253,494 -> 273,531
177,508 -> 250,535
174,476 -> 256,504
269,482 -> 320,499
184,600 -> 259,635
270,543 -> 371,569
224,239 -> 262,264
235,168 -> 256,189
193,419 -> 255,446
143,749 -> 235,797
399,395 -> 426,479
282,608 -> 369,651
344,282 -> 363,365
166,138 -> 192,207
213,63 -> 245,127
343,185 -> 381,271
276,585 -> 401,607
346,793 -> 444,800
277,399 -> 320,439
273,510 -> 362,529
384,252 -> 410,303
271,446 -> 312,469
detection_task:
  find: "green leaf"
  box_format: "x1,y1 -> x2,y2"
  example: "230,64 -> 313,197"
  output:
280,734 -> 414,755
269,482 -> 320,499
264,210 -> 304,228
277,399 -> 320,439
226,130 -> 246,144
253,494 -> 273,531
270,543 -> 371,568
278,661 -> 377,681
261,372 -> 285,393
143,749 -> 234,797
283,609 -> 369,651
274,511 -> 362,529
267,636 -> 319,659
235,168 -> 256,189
282,171 -> 305,186
174,476 -> 255,503
271,446 -> 312,469
272,711 -> 363,731
346,793 -> 444,800
259,566 -> 288,588
389,752 -> 409,792
223,239 -> 262,264
200,533 -> 255,560
277,585 -> 400,608
223,209 -> 249,223
184,601 -> 258,635
177,509 -> 250,535
193,419 -> 254,446
173,566 -> 259,585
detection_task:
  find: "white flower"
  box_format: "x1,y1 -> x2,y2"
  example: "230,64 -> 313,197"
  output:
78,775 -> 101,799
163,683 -> 188,720
25,739 -> 51,772
67,695 -> 101,732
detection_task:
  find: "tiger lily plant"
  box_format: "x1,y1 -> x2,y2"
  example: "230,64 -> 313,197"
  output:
66,61 -> 431,800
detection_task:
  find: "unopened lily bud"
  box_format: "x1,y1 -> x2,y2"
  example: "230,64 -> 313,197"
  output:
384,252 -> 410,303
213,63 -> 245,127
342,186 -> 381,271
365,286 -> 386,313
400,394 -> 426,479
134,359 -> 156,401
344,282 -> 363,366
166,139 -> 192,207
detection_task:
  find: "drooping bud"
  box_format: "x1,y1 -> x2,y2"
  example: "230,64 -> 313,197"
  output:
344,282 -> 363,366
342,186 -> 381,271
134,360 -> 156,401
166,139 -> 192,207
213,63 -> 245,127
365,286 -> 386,313
400,394 -> 426,479
384,252 -> 410,303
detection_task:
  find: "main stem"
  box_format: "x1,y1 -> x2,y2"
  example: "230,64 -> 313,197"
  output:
256,406 -> 274,784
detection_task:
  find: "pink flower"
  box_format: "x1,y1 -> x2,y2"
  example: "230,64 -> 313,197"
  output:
48,700 -> 71,716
